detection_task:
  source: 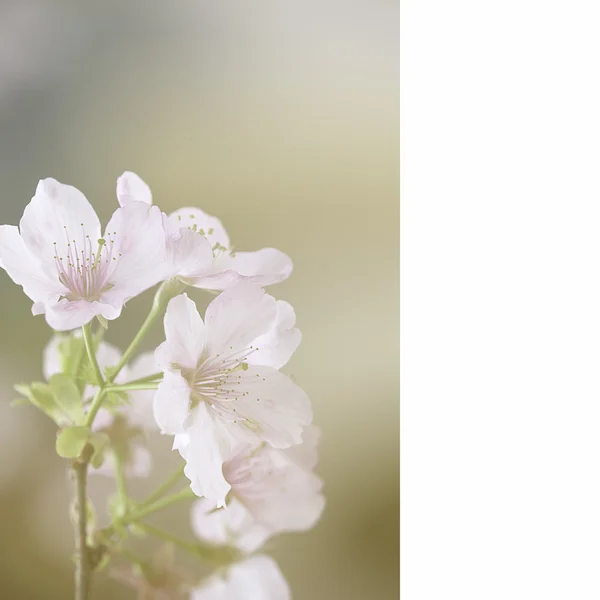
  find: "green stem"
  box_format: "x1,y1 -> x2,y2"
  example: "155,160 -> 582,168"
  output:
114,455 -> 128,511
106,383 -> 159,393
108,309 -> 160,384
95,485 -> 194,550
108,279 -> 185,384
135,522 -> 238,564
135,522 -> 207,555
84,388 -> 106,428
84,280 -> 185,429
123,488 -> 195,524
139,465 -> 185,508
73,446 -> 93,600
82,324 -> 103,386
120,372 -> 163,387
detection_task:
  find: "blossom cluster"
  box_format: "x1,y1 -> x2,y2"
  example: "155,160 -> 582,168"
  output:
1,173 -> 324,599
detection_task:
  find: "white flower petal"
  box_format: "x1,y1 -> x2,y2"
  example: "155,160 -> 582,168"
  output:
247,300 -> 301,369
191,555 -> 291,600
20,178 -> 101,267
191,497 -> 270,553
44,299 -> 121,331
211,365 -> 312,449
187,248 -> 292,291
0,224 -> 64,304
104,202 -> 167,299
204,282 -> 277,357
42,334 -> 63,380
116,171 -> 152,206
282,424 -> 321,471
168,207 -> 230,251
153,369 -> 191,435
244,466 -> 324,534
166,226 -> 214,279
178,402 -> 234,506
191,498 -> 230,545
161,294 -> 206,369
189,248 -> 293,290
222,248 -> 293,286
184,269 -> 241,291
32,302 -> 46,315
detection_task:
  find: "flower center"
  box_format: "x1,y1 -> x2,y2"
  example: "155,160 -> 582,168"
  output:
53,225 -> 120,301
184,345 -> 259,404
180,218 -> 229,258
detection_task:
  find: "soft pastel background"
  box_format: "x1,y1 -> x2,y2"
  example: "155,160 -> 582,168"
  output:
0,1 -> 398,598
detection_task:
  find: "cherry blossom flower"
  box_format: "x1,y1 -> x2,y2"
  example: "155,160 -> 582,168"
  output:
190,426 -> 324,551
0,176 -> 166,330
115,171 -> 292,291
153,283 -> 311,506
44,334 -> 158,477
190,555 -> 290,600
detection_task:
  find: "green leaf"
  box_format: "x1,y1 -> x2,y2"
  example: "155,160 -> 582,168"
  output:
56,426 -> 90,458
10,397 -> 30,407
49,374 -> 85,424
103,366 -> 118,382
93,552 -> 110,573
14,382 -> 71,426
51,333 -> 86,380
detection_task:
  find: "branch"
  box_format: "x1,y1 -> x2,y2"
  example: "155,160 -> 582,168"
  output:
73,444 -> 93,600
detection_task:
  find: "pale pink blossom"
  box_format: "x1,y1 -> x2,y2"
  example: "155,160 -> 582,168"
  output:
115,171 -> 292,291
190,555 -> 290,600
0,177 -> 166,330
153,283 -> 311,506
190,426 -> 324,551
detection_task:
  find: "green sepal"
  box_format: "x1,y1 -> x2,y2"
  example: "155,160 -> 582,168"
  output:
78,362 -> 98,388
49,374 -> 85,425
89,432 -> 110,469
93,552 -> 110,573
56,426 -> 91,458
96,315 -> 109,330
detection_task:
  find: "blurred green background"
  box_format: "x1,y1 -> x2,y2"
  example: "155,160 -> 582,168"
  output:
0,1 -> 398,598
